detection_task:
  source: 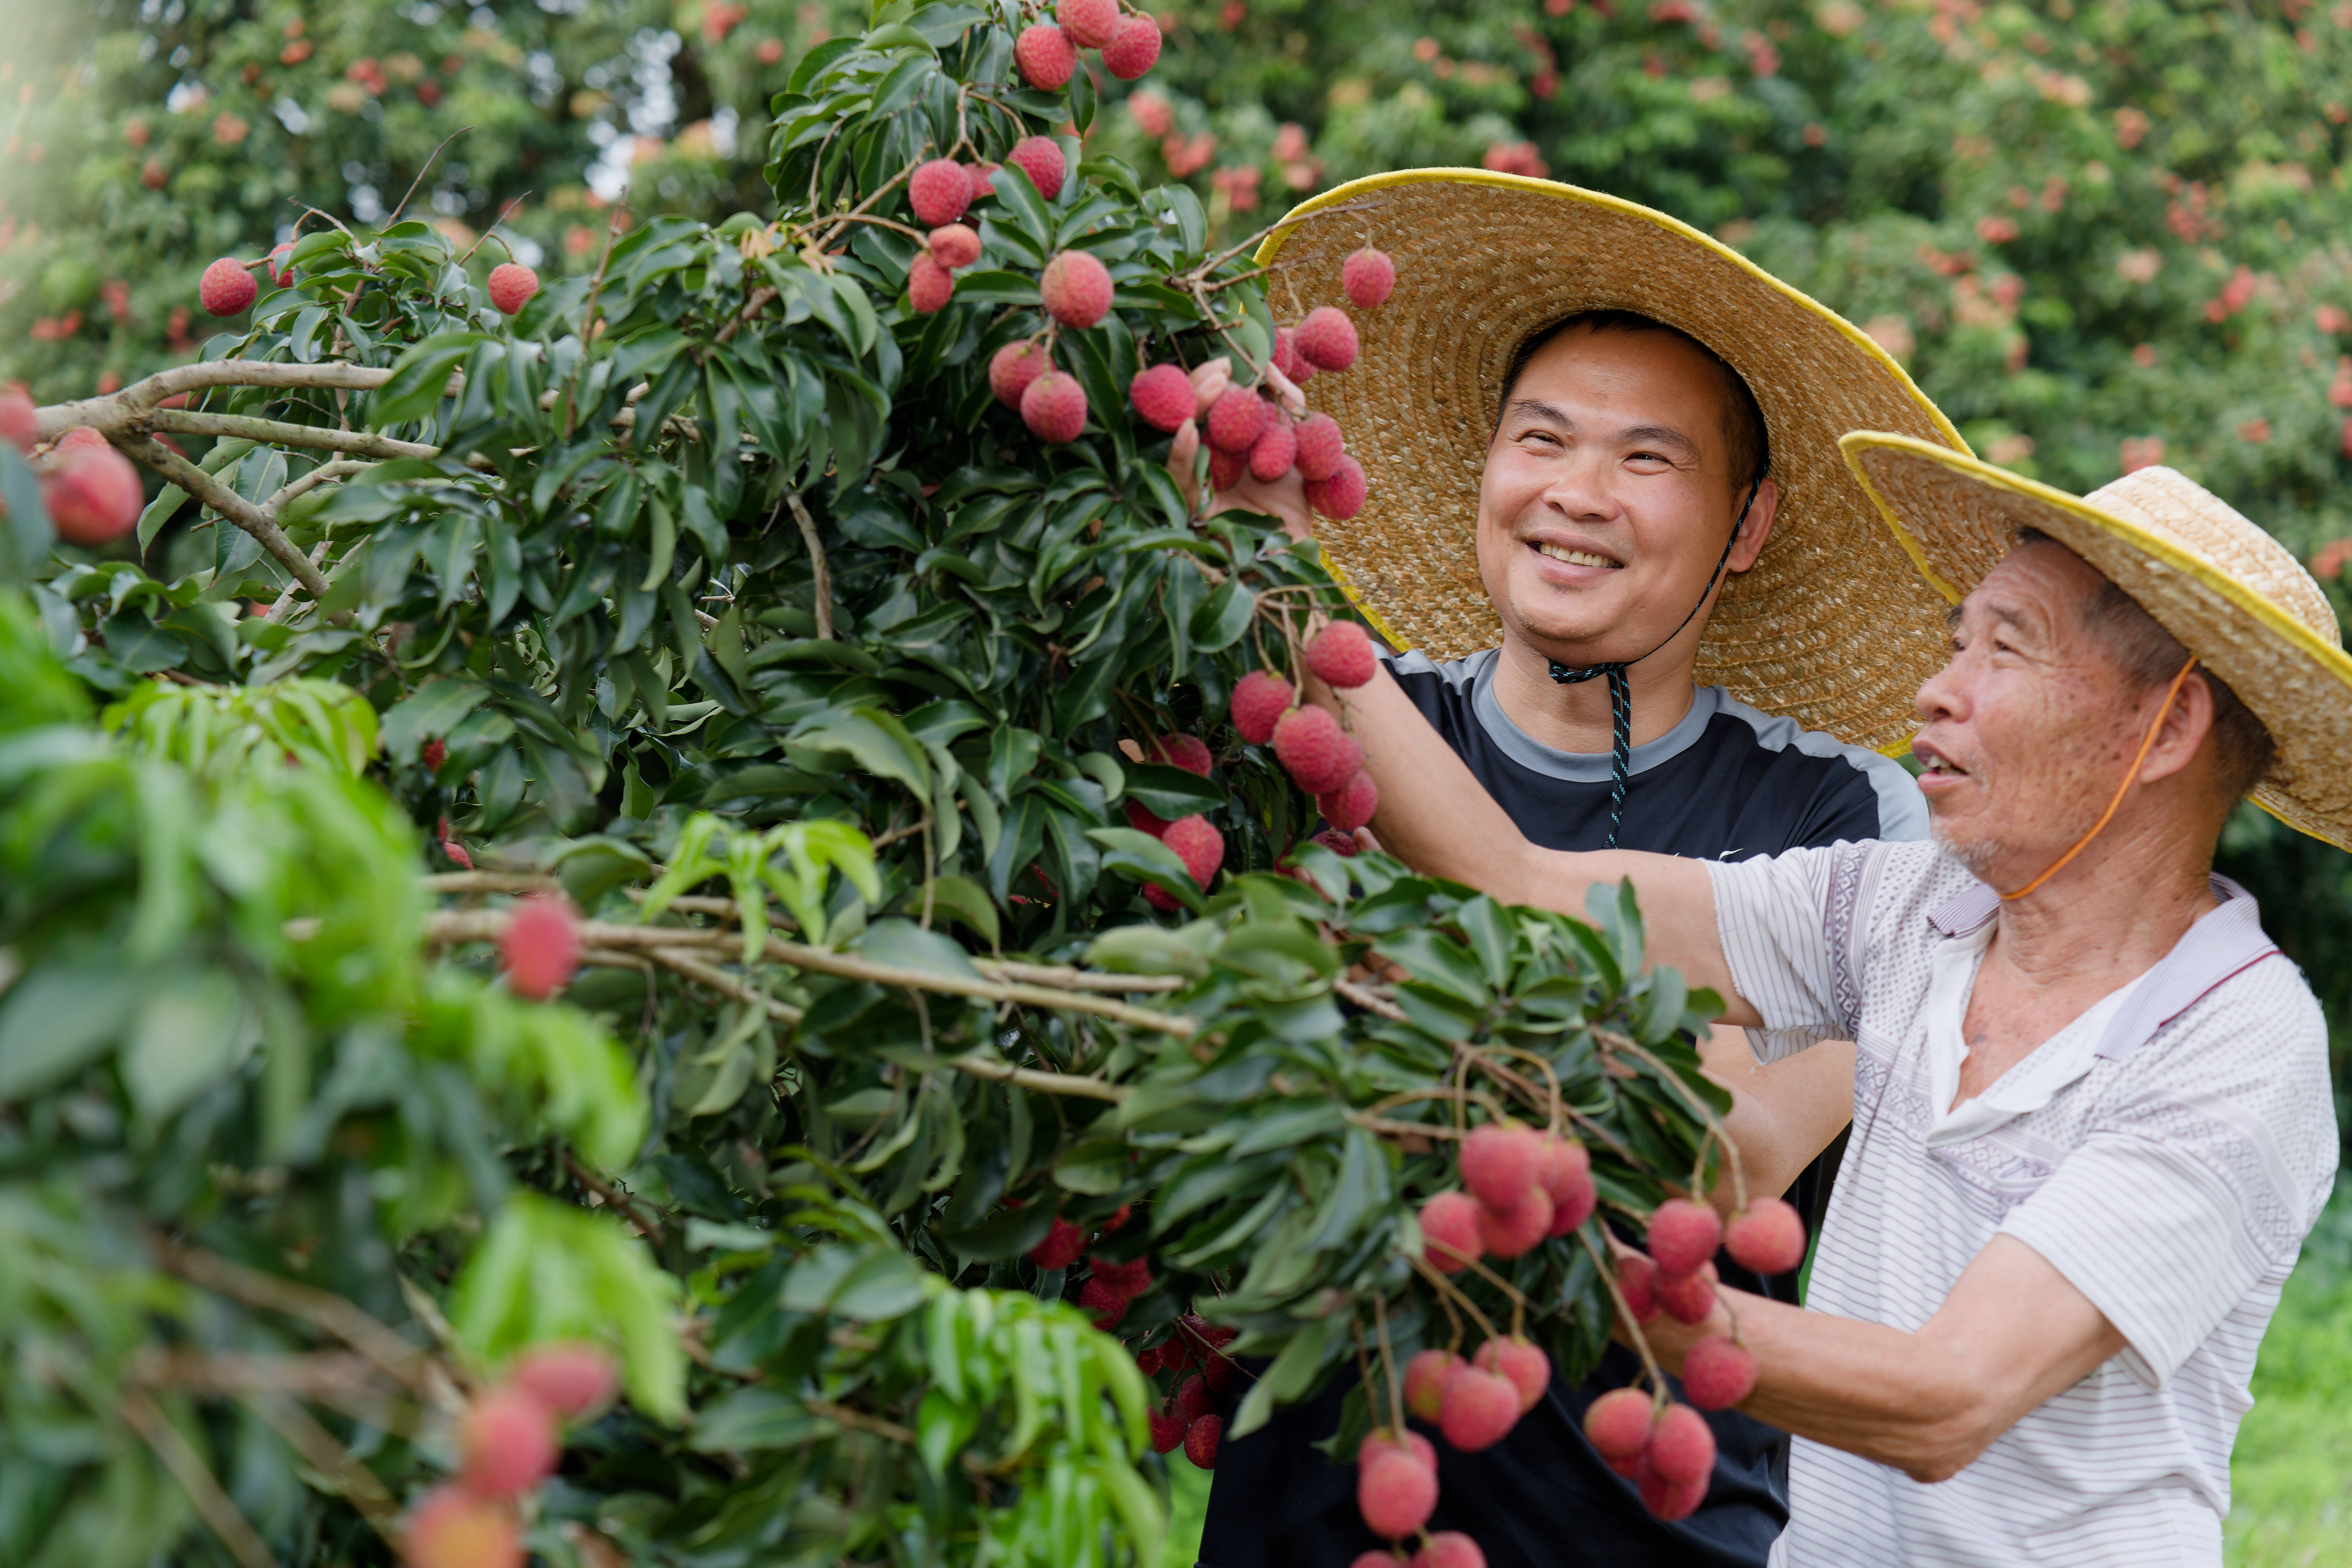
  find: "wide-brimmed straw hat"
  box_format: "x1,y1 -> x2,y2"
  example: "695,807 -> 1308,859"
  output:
1841,431 -> 2352,849
1257,170 -> 1969,754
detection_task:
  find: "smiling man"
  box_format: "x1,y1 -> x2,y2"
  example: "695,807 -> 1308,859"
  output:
1197,174 -> 1970,1568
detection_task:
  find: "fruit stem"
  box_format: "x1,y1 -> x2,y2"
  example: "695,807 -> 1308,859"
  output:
1372,1294 -> 1405,1437
1604,1033 -> 1750,1212
1575,1229 -> 1670,1399
1408,1254 -> 1499,1342
1455,1043 -> 1560,1133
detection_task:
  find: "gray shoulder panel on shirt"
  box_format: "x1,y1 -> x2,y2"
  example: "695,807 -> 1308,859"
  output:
1711,691 -> 1930,842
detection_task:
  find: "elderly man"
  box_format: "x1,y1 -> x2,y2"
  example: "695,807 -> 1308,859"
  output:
1319,432 -> 2345,1565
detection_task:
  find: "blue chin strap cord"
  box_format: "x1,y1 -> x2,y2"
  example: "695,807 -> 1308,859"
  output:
1547,479 -> 1762,849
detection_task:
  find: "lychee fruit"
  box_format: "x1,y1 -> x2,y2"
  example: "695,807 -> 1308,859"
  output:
56,427 -> 109,452
907,253 -> 954,314
1296,305 -> 1360,371
1151,733 -> 1214,776
1306,621 -> 1379,689
1640,1466 -> 1708,1521
1271,703 -> 1364,794
1091,1254 -> 1153,1298
267,241 -> 296,288
1360,1427 -> 1438,1474
1680,1335 -> 1758,1411
1343,246 -> 1397,309
456,1384 -> 559,1499
1021,370 -> 1088,443
1014,23 -> 1078,89
1582,1386 -> 1654,1464
928,222 -> 981,270
909,157 -> 975,226
500,894 -> 580,1001
1293,412 -> 1346,481
1207,446 -> 1247,491
1724,1198 -> 1806,1276
1028,1216 -> 1086,1270
403,1486 -> 523,1568
1437,1367 -> 1520,1452
1304,454 -> 1367,519
1647,1198 -> 1723,1277
1130,363 -> 1195,432
1271,325 -> 1314,385
1248,418 -> 1297,481
1615,1253 -> 1661,1324
1205,386 -> 1271,453
1657,1262 -> 1717,1325
1645,1402 -> 1715,1483
1419,1190 -> 1483,1273
1403,1349 -> 1465,1421
1102,14 -> 1163,79
511,1344 -> 618,1420
1149,1402 -> 1185,1453
1126,799 -> 1171,838
1231,670 -> 1295,744
0,384 -> 37,452
1175,1373 -> 1214,1425
1184,1413 -> 1222,1468
42,443 -> 144,545
1163,814 -> 1226,890
1077,1276 -> 1127,1329
1358,1450 -> 1438,1539
1538,1136 -> 1597,1236
1057,0 -> 1121,47
1473,1337 -> 1551,1413
1041,249 -> 1113,328
1201,1348 -> 1233,1394
1318,770 -> 1378,834
1475,1186 -> 1553,1259
199,257 -> 256,316
1459,1123 -> 1542,1210
1411,1533 -> 1486,1568
1006,134 -> 1067,199
1308,828 -> 1360,857
487,262 -> 539,315
1135,1344 -> 1163,1375
990,339 -> 1051,406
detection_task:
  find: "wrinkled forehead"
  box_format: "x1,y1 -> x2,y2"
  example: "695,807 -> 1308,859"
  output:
1953,536 -> 2109,637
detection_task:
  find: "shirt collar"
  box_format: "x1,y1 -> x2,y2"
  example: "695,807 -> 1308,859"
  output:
1471,673 -> 1721,784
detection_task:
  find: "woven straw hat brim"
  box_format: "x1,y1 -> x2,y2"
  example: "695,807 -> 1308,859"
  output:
1840,431 -> 2352,851
1256,170 -> 1970,754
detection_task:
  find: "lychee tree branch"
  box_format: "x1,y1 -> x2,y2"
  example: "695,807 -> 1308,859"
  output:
118,436 -> 332,604
1602,1032 -> 1749,1211
150,409 -> 442,464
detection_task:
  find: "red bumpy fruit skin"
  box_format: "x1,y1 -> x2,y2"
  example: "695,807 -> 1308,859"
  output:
1231,670 -> 1295,745
1317,770 -> 1378,834
1615,1253 -> 1661,1324
1077,1277 -> 1127,1329
1296,305 -> 1361,370
907,254 -> 954,314
1474,1337 -> 1551,1414
1459,1123 -> 1542,1210
1305,621 -> 1378,689
908,157 -> 975,226
1639,1466 -> 1709,1522
1292,412 -> 1345,481
1475,1185 -> 1553,1258
1149,1403 -> 1185,1453
1680,1335 -> 1759,1411
1184,1413 -> 1222,1468
1205,385 -> 1271,453
1403,1349 -> 1465,1421
487,262 -> 539,315
1658,1261 -> 1718,1325
1201,1348 -> 1233,1394
1645,1402 -> 1717,1484
1057,0 -> 1121,47
1271,703 -> 1365,795
989,340 -> 1050,407
1040,249 -> 1113,328
0,384 -> 37,451
403,1485 -> 523,1568
1270,325 -> 1314,385
1102,14 -> 1164,79
1175,1373 -> 1214,1426
1361,1427 -> 1438,1474
1304,454 -> 1368,519
1150,733 -> 1214,776
511,1344 -> 618,1419
1162,814 -> 1226,889
1014,22 -> 1078,88
1027,1216 -> 1085,1270
267,241 -> 296,288
1125,799 -> 1170,838
1411,1531 -> 1487,1568
1006,134 -> 1067,199
1091,1255 -> 1153,1298
500,894 -> 580,1001
1020,370 -> 1088,443
43,444 -> 145,545
457,1385 -> 560,1500
1343,245 -> 1398,309
1358,1451 -> 1439,1539
927,222 -> 981,270
1583,1386 -> 1655,1461
1206,446 -> 1247,491
1647,1198 -> 1724,1277
1248,418 -> 1298,482
1351,1555 -> 1395,1568
1724,1197 -> 1807,1276
1438,1368 -> 1522,1453
1307,827 -> 1360,857
1419,1190 -> 1483,1274
1538,1135 -> 1598,1236
1135,1345 -> 1162,1376
1130,363 -> 1196,432
200,256 -> 256,316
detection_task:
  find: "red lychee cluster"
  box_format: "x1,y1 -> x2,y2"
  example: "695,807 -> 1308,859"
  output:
11,408 -> 147,547
1421,1123 -> 1597,1280
1136,1313 -> 1239,1469
1026,1201 -> 1134,1278
400,1345 -> 617,1568
1622,1193 -> 1803,1333
1582,1388 -> 1715,1521
1350,1379 -> 1511,1566
500,893 -> 582,1001
1017,0 -> 1161,89
1120,733 -> 1227,911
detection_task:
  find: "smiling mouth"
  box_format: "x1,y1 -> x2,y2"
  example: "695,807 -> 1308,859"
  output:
1914,742 -> 1971,781
1533,542 -> 1621,570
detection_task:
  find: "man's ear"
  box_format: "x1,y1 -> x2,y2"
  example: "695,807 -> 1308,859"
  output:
2138,668 -> 2220,789
1727,478 -> 1780,572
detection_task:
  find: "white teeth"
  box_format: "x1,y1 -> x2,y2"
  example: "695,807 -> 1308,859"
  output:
1535,543 -> 1617,569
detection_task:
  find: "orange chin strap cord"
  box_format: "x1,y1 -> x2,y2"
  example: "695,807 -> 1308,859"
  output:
1999,650 -> 2200,901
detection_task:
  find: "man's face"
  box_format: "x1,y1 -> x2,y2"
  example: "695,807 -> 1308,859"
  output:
1475,327 -> 1771,666
1911,544 -> 2156,879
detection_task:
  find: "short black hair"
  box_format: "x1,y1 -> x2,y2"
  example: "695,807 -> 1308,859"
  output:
1498,309 -> 1770,492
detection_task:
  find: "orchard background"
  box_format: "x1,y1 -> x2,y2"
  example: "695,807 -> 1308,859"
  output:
1,1 -> 2349,1566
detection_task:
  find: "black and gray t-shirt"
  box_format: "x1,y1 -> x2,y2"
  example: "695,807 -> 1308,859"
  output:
1197,647 -> 1928,1568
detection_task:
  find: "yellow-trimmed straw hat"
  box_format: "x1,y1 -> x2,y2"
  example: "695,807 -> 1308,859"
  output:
1257,170 -> 1969,754
1840,431 -> 2352,850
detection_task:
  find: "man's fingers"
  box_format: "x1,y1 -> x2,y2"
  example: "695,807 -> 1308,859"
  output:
1353,825 -> 1384,856
1167,418 -> 1201,514
1212,466 -> 1313,540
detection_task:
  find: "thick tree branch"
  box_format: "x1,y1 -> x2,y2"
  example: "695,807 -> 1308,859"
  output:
34,360 -> 398,443
783,488 -> 835,639
118,1387 -> 276,1568
118,436 -> 333,603
153,409 -> 439,462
